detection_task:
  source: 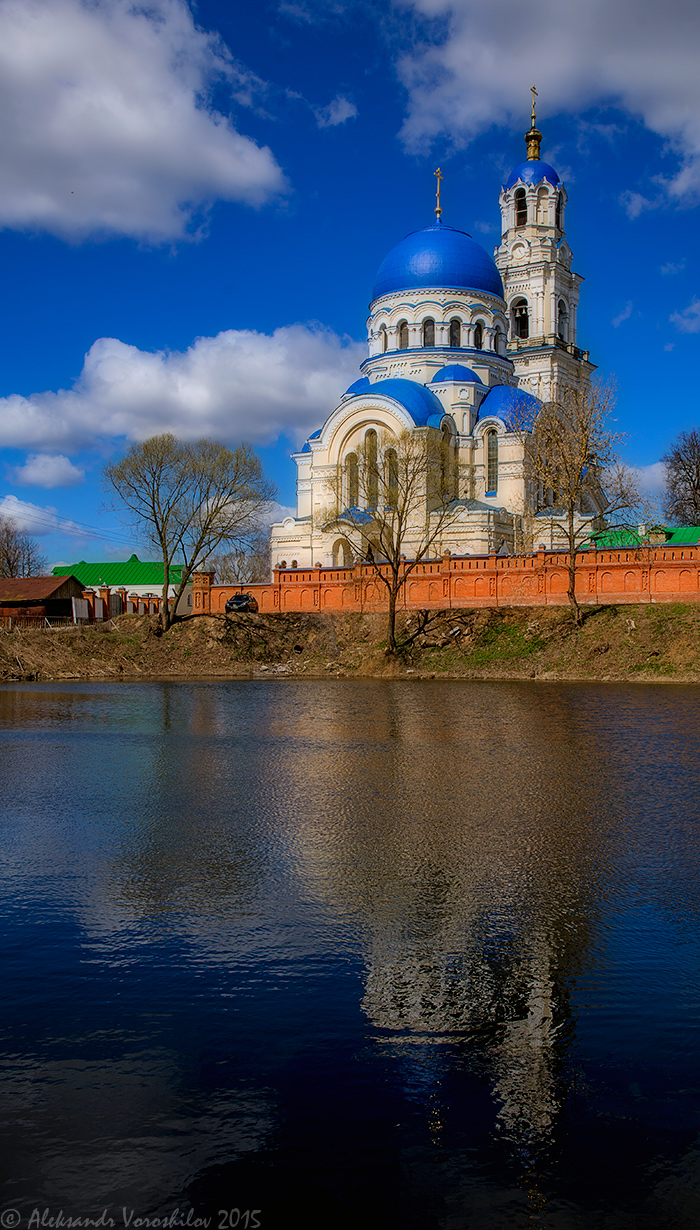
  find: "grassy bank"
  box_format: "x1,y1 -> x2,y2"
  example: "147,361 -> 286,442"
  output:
2,602 -> 700,683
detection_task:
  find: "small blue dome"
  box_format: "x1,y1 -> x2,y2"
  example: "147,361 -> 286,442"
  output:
356,377 -> 446,426
372,221 -> 504,300
505,160 -> 560,190
479,385 -> 540,423
343,377 -> 371,397
430,365 -> 483,385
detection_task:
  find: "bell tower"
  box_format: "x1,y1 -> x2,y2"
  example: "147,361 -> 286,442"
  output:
494,92 -> 595,402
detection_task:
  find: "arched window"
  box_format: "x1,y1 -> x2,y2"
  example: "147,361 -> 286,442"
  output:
385,448 -> 398,506
332,540 -> 350,567
422,318 -> 435,347
398,320 -> 409,349
515,188 -> 527,227
487,431 -> 498,494
473,322 -> 484,350
291,559 -> 298,569
440,423 -> 455,501
537,186 -> 549,224
555,194 -> 563,230
512,298 -> 529,339
557,299 -> 569,341
345,452 -> 359,507
449,318 -> 461,347
379,325 -> 388,353
365,429 -> 379,507
279,560 -> 287,569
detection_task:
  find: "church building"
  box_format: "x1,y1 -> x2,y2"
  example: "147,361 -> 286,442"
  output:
271,103 -> 599,569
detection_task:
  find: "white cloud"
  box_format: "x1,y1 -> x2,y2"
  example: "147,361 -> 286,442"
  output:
612,301 -> 633,328
0,325 -> 366,453
660,260 -> 685,275
0,494 -> 86,538
0,0 -> 286,240
670,299 -> 700,333
635,461 -> 666,498
395,0 -> 700,204
11,453 -> 85,488
315,95 -> 358,128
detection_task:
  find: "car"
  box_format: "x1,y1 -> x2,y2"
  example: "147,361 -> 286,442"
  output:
225,592 -> 258,614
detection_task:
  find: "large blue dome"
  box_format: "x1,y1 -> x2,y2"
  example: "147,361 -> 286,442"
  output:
479,384 -> 541,423
372,221 -> 504,301
505,160 -> 560,190
353,378 -> 446,427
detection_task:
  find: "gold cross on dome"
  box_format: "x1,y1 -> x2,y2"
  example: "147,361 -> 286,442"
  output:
434,166 -> 444,218
530,84 -> 538,126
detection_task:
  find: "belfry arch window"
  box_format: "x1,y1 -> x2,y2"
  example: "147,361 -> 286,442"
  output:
449,318 -> 461,347
379,325 -> 388,353
512,298 -> 529,339
557,299 -> 569,341
515,188 -> 527,227
486,431 -> 498,494
473,321 -> 484,350
398,320 -> 409,349
345,452 -> 359,507
365,429 -> 379,507
555,194 -> 563,230
385,448 -> 398,506
536,186 -> 549,224
422,318 -> 435,347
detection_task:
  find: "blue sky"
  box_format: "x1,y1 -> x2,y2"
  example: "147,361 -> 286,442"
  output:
0,0 -> 698,564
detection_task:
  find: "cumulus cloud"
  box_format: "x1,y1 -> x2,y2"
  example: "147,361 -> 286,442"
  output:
670,299 -> 700,333
395,0 -> 700,204
0,325 -> 366,453
11,453 -> 85,488
315,95 -> 358,128
0,0 -> 285,240
0,494 -> 86,538
635,461 -> 666,498
612,301 -> 633,328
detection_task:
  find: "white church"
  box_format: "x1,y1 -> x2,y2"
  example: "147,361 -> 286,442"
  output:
271,106 -> 599,568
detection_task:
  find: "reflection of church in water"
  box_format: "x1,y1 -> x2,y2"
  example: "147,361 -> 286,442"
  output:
271,98 -> 597,568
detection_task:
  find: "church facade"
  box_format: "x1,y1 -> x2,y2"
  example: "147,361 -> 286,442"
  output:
271,112 -> 599,569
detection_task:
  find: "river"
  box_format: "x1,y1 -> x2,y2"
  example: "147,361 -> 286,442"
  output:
1,679 -> 699,1229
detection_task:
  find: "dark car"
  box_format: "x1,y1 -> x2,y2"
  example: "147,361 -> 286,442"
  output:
225,592 -> 259,614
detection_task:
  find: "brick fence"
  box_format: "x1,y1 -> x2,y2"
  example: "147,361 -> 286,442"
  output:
193,543 -> 700,616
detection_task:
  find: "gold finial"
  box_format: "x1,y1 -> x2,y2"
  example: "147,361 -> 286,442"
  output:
525,85 -> 542,160
434,166 -> 444,219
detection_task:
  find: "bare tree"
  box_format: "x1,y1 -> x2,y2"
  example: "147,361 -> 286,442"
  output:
661,428 -> 700,525
104,434 -> 276,629
0,517 -> 47,577
324,428 -> 465,654
210,530 -> 271,584
512,381 -> 644,623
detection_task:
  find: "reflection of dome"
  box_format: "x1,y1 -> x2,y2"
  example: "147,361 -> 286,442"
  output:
372,220 -> 504,300
479,385 -> 540,421
430,365 -> 483,385
352,377 -> 446,427
505,160 -> 560,190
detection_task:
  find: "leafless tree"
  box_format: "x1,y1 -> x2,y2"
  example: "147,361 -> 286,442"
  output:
511,380 -> 644,623
0,517 -> 47,577
210,531 -> 271,584
661,428 -> 700,525
324,428 -> 465,654
104,434 -> 276,629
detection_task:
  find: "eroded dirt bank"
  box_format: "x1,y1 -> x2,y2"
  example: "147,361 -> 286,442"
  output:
2,603 -> 700,683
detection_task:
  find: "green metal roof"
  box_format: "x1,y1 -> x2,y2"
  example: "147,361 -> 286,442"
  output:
664,526 -> 700,544
586,525 -> 700,549
52,554 -> 186,588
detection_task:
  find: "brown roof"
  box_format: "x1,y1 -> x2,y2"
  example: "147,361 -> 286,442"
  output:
0,575 -> 83,601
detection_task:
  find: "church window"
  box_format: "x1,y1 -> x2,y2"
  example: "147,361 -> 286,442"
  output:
449,318 -> 461,347
280,560 -> 287,569
512,298 -> 529,339
345,452 -> 359,507
537,186 -> 549,224
385,448 -> 398,506
398,320 -> 409,349
487,431 -> 498,493
291,560 -> 298,569
379,325 -> 388,353
365,429 -> 379,507
473,322 -> 484,350
332,540 -> 350,567
557,299 -> 569,341
440,424 -> 455,501
515,188 -> 527,227
555,194 -> 563,230
422,318 -> 435,347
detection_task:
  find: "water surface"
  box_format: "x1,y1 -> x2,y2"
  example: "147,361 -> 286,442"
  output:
1,679 -> 700,1229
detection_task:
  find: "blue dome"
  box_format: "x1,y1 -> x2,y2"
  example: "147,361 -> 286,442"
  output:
479,385 -> 541,423
351,377 -> 446,427
505,160 -> 560,190
343,377 -> 371,397
372,221 -> 504,300
430,365 -> 483,385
